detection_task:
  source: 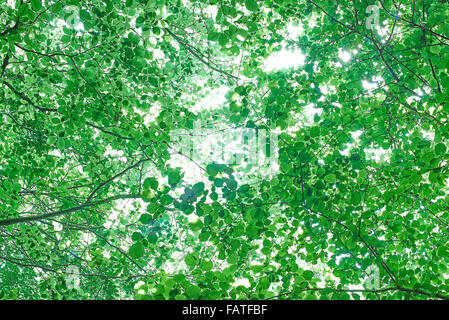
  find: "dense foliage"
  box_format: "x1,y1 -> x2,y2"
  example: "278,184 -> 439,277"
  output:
1,0 -> 449,300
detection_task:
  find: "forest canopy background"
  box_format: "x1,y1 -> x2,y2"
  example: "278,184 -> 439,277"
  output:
1,0 -> 449,300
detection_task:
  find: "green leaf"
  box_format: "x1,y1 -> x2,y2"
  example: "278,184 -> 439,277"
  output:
148,77 -> 159,86
189,219 -> 203,232
186,285 -> 201,298
324,173 -> 336,184
200,260 -> 213,271
192,182 -> 205,194
206,163 -> 219,177
238,184 -> 250,193
351,192 -> 362,205
430,45 -> 441,55
47,136 -> 57,145
303,270 -> 314,280
61,35 -> 71,43
168,171 -> 181,186
245,0 -> 258,12
185,253 -> 199,267
435,143 -> 447,155
141,189 -> 155,202
31,0 -> 42,11
207,31 -> 219,41
437,246 -> 449,258
143,177 -> 159,190
218,33 -> 229,46
129,242 -> 145,259
139,214 -> 152,224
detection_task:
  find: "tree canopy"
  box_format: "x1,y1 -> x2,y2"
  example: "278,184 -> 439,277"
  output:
1,0 -> 449,300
